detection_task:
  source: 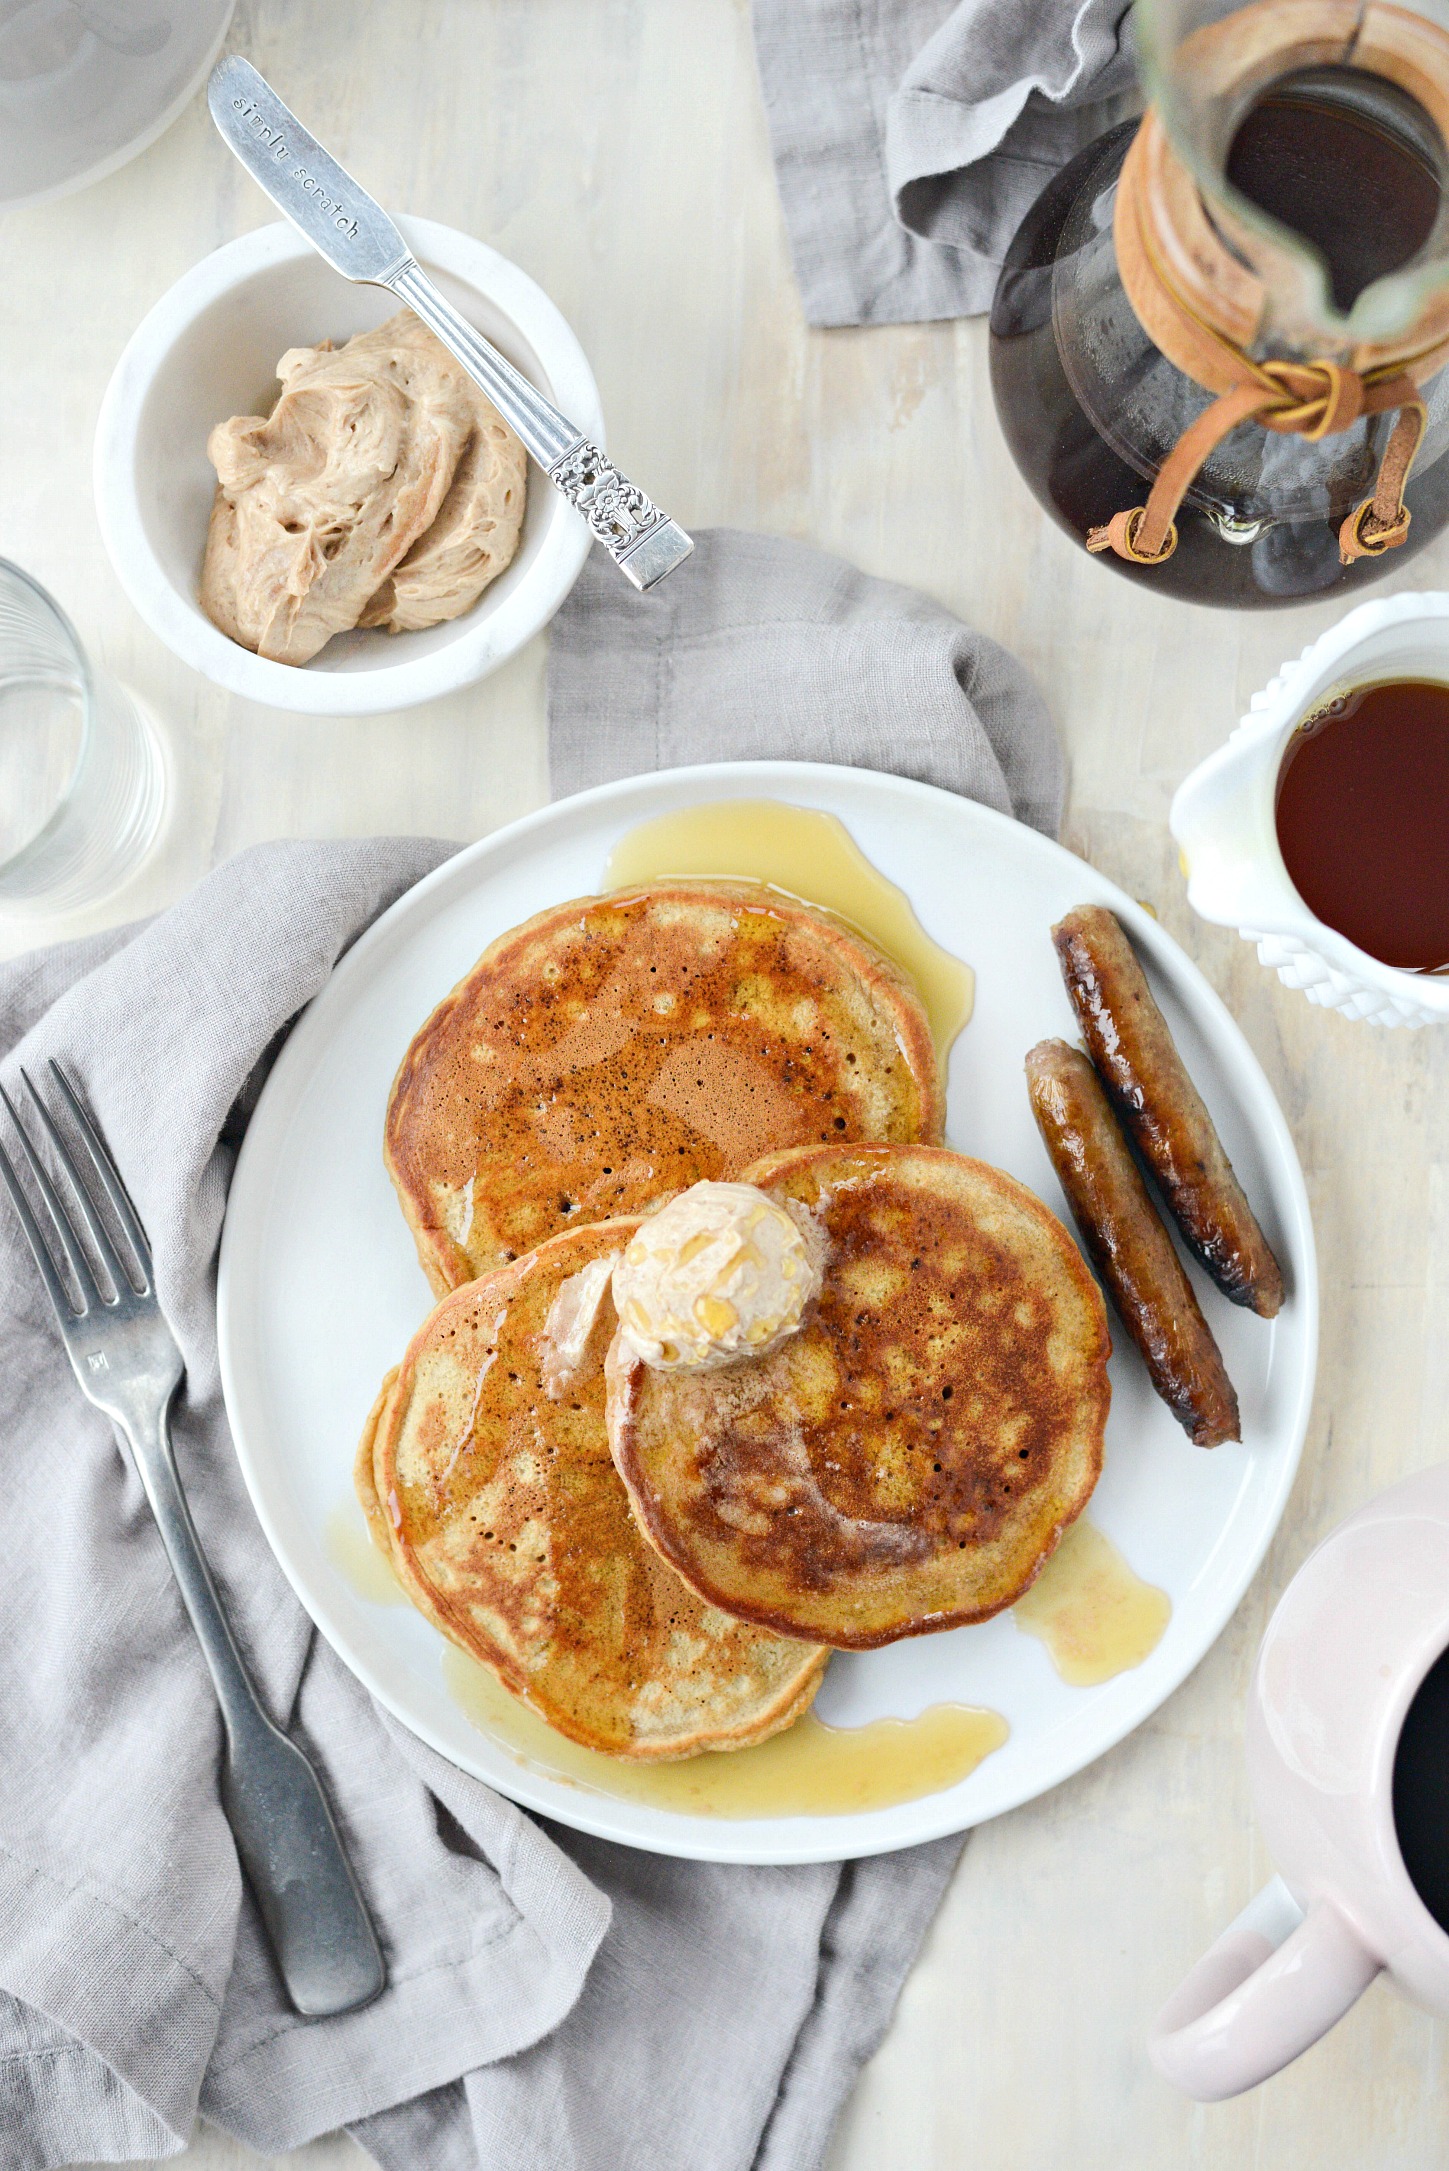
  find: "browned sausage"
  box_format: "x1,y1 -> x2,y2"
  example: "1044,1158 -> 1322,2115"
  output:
1051,905 -> 1285,1319
1026,1039 -> 1240,1447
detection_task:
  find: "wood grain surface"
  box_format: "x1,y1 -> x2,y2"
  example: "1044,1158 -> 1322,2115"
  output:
13,2 -> 1448,2166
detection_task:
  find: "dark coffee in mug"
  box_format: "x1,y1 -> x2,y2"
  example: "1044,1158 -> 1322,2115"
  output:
1393,1643 -> 1449,1933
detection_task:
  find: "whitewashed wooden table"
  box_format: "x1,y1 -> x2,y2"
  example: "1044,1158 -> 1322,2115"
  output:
8,2 -> 1449,2166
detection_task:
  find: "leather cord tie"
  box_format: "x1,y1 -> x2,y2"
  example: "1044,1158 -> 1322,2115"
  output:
1086,361 -> 1427,566
1088,120 -> 1438,570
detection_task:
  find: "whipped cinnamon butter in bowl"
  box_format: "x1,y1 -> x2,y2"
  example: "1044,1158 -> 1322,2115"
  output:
94,217 -> 600,714
198,311 -> 528,668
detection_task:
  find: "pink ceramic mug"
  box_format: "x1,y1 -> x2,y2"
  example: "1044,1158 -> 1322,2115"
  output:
1149,1461 -> 1449,2099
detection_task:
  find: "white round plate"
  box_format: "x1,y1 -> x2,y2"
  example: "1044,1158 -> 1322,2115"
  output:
218,762 -> 1317,1864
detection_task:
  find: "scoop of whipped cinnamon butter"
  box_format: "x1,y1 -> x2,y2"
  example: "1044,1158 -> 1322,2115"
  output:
199,311 -> 526,666
536,1183 -> 826,1402
612,1182 -> 824,1372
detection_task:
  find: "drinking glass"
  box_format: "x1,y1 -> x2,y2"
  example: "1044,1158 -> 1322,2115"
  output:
0,560 -> 166,914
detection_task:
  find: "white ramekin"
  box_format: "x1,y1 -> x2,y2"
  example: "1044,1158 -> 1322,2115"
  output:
94,217 -> 599,715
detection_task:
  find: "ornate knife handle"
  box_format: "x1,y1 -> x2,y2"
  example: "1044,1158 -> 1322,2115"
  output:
389,260 -> 693,591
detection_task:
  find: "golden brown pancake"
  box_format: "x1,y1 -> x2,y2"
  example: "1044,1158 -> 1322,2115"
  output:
606,1145 -> 1111,1649
384,880 -> 944,1295
356,1216 -> 827,1758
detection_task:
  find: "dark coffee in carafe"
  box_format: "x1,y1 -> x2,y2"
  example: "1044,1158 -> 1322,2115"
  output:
988,1 -> 1449,607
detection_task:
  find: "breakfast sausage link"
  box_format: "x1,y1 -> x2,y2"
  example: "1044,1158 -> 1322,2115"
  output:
1051,905 -> 1285,1319
1026,1040 -> 1240,1447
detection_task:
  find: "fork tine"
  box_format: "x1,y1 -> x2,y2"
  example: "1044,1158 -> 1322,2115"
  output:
47,1062 -> 153,1284
0,1111 -> 86,1318
19,1066 -> 145,1297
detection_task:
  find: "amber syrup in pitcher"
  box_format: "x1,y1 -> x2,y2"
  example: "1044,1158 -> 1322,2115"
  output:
1275,678 -> 1449,971
989,68 -> 1449,606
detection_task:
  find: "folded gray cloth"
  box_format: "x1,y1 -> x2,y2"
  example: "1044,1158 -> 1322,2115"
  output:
751,0 -> 1138,325
2,530 -> 1060,2171
549,527 -> 1062,833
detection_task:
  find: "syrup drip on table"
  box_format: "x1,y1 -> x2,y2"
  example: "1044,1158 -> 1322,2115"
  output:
1275,679 -> 1449,972
443,1647 -> 1008,1818
604,801 -> 974,1059
1012,1520 -> 1170,1687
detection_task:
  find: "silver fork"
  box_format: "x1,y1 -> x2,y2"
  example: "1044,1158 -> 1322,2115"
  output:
0,1062 -> 385,2018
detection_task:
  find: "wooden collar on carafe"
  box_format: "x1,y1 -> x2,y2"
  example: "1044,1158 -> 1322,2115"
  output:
1090,1 -> 1449,570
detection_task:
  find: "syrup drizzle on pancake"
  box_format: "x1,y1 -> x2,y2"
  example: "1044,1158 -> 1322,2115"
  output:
367,1219 -> 828,1759
336,1489 -> 1159,1804
609,1144 -> 1111,1648
386,877 -> 943,1291
326,1499 -> 409,1606
1012,1520 -> 1170,1685
443,1645 -> 1008,1817
334,1489 -> 1169,1696
603,801 -> 974,1059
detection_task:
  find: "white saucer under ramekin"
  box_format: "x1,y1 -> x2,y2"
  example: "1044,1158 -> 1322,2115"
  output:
94,217 -> 600,715
1172,592 -> 1449,1029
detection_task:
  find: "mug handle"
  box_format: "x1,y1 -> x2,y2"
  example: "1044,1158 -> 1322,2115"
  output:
1148,1876 -> 1381,2100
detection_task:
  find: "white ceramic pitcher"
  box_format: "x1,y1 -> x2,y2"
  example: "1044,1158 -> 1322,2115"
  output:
1170,591 -> 1449,1028
1149,1461 -> 1449,2099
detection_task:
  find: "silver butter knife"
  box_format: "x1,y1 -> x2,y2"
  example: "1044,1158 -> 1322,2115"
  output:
207,55 -> 693,593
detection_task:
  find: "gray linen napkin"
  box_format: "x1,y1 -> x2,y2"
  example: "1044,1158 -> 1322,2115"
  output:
751,0 -> 1138,325
549,527 -> 1062,832
1,530 -> 1060,2171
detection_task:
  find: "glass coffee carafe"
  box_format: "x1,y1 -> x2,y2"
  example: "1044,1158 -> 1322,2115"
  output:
989,0 -> 1449,606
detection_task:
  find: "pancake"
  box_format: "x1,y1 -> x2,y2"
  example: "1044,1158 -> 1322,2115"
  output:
606,1144 -> 1111,1649
385,879 -> 944,1295
356,1216 -> 828,1759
